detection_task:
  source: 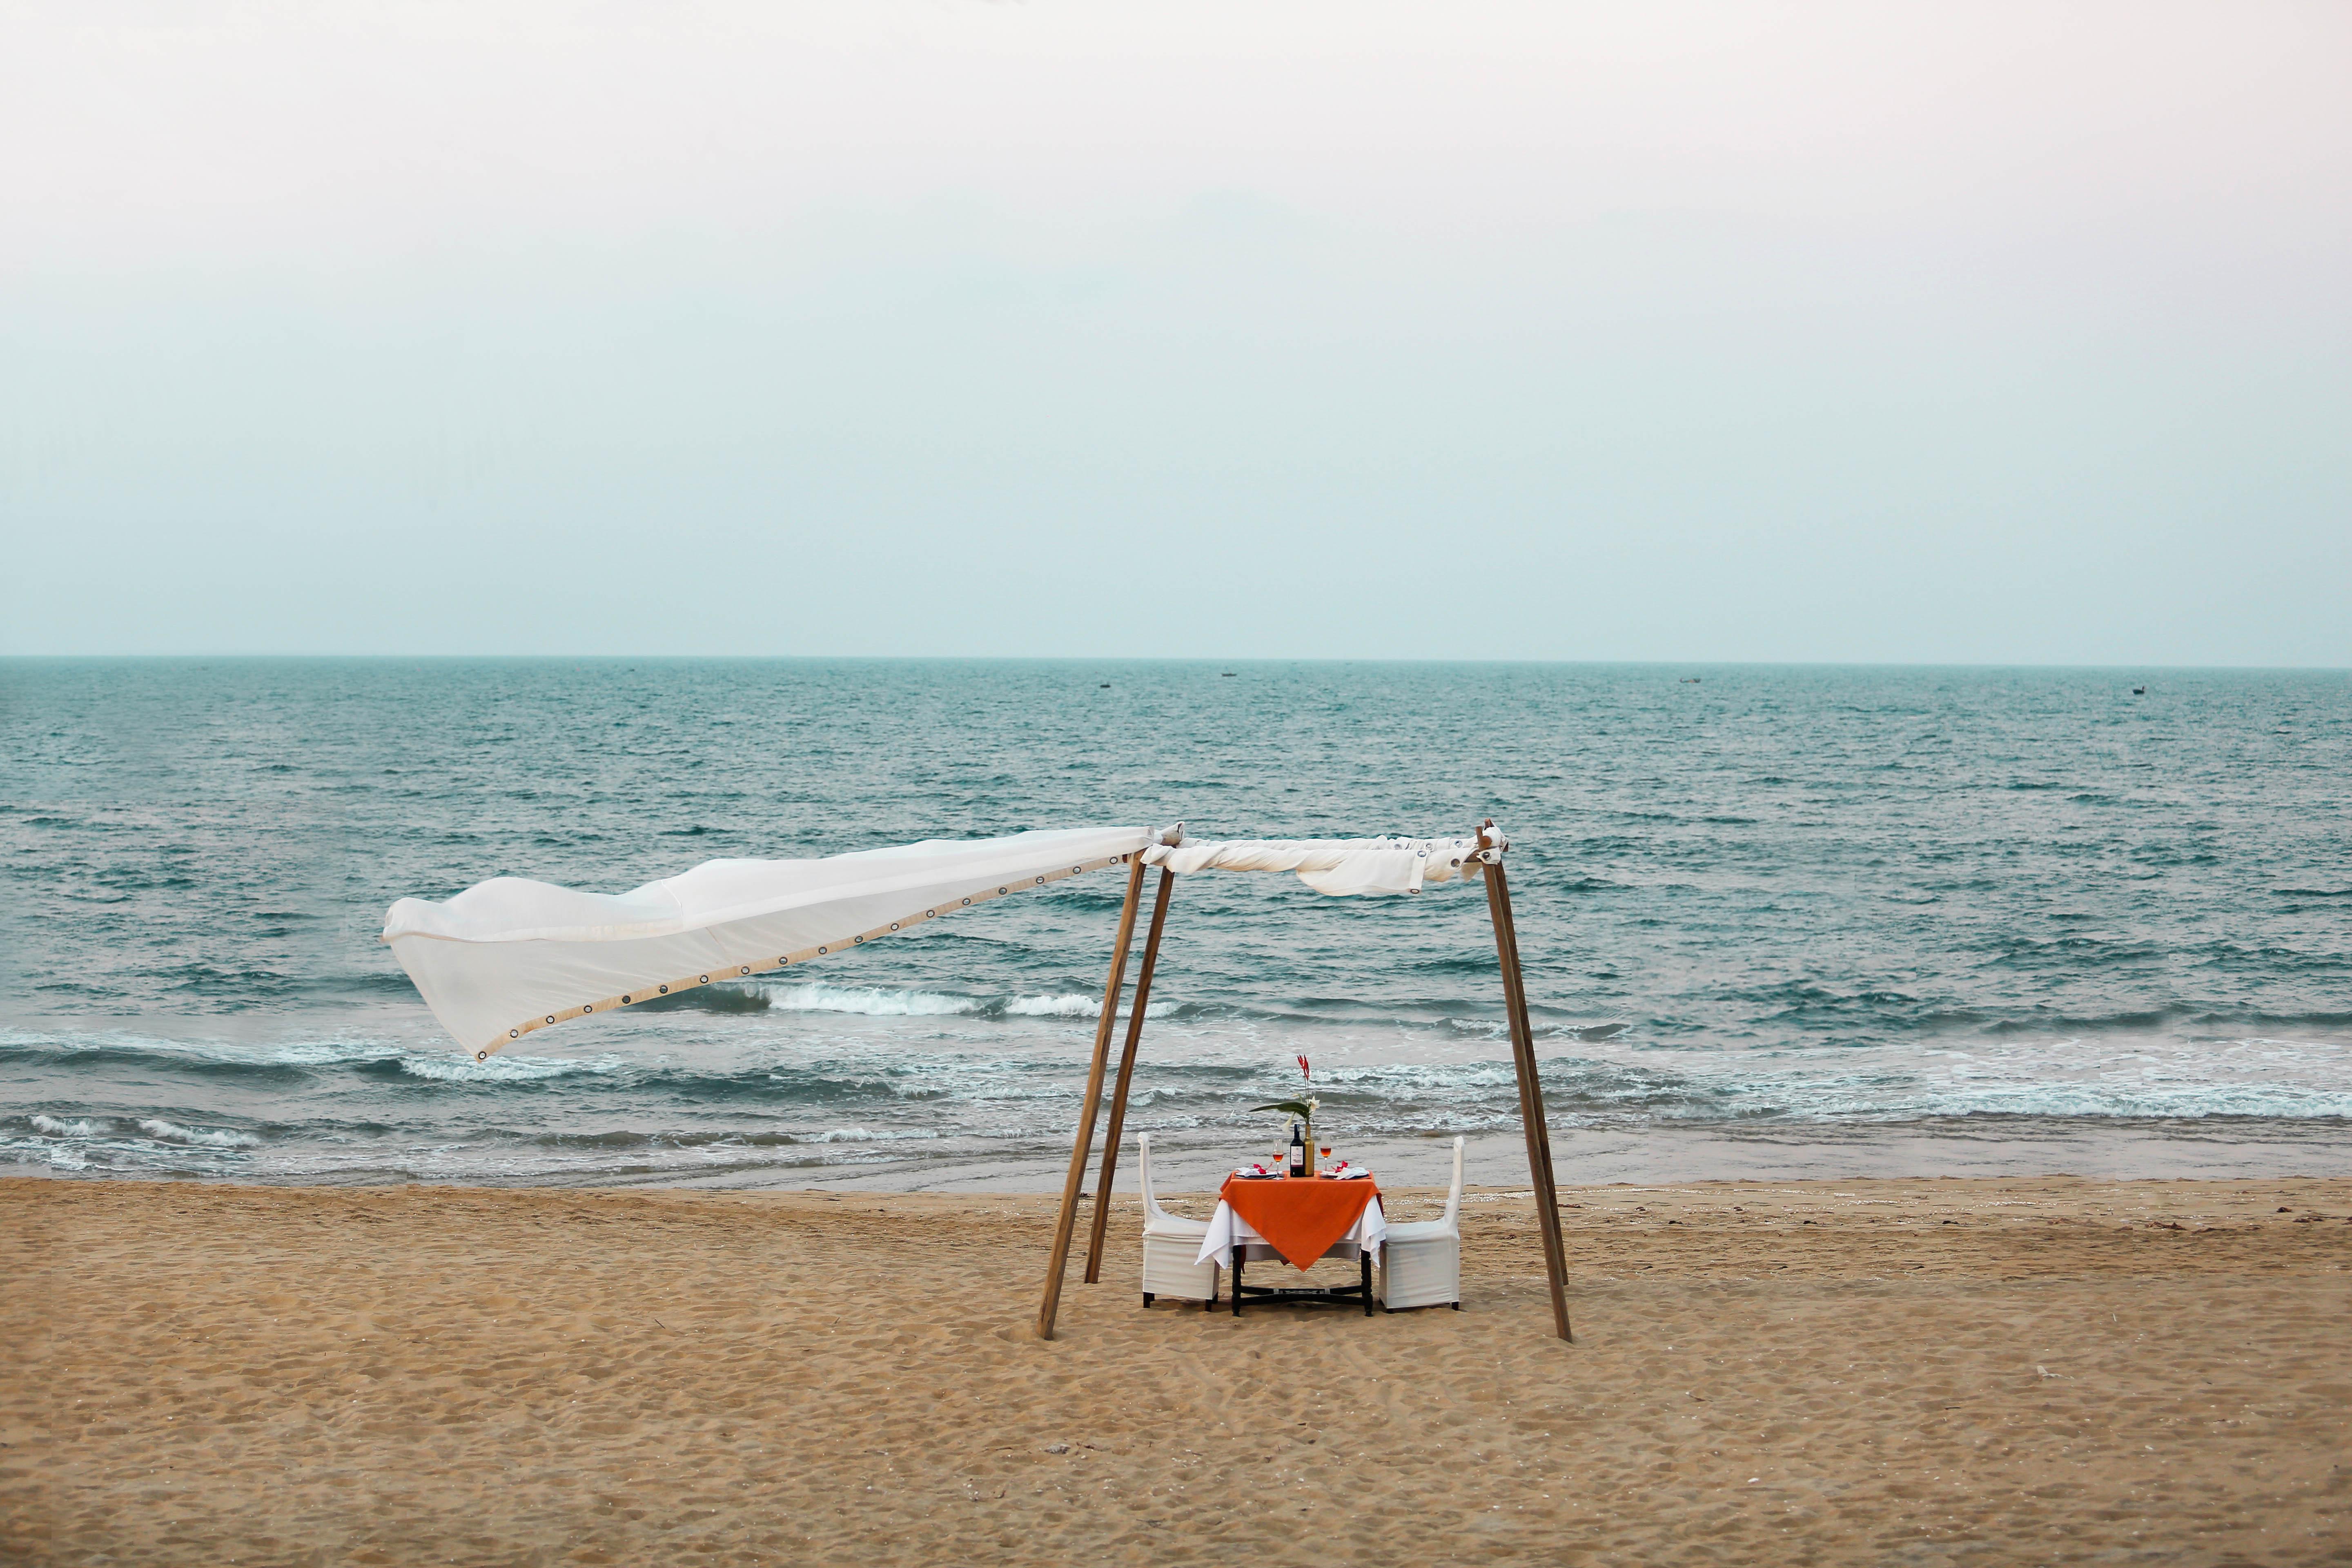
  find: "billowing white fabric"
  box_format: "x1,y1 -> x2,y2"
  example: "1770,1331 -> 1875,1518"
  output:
1142,835 -> 1496,897
384,826 -> 1152,1058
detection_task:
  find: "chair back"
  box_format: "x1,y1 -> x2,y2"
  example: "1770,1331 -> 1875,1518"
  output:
1441,1135 -> 1466,1230
1137,1132 -> 1172,1225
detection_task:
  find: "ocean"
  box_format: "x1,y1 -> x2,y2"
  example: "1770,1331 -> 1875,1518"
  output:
3,659 -> 2348,1192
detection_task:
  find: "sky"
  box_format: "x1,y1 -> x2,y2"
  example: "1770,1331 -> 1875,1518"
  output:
2,1 -> 2347,663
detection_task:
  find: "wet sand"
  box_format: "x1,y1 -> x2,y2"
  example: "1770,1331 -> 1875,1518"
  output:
7,1174 -> 2350,1566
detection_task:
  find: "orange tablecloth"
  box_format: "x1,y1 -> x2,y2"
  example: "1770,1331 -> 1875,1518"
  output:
1216,1175 -> 1383,1270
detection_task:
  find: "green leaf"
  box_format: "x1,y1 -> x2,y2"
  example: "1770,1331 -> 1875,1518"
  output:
1250,1099 -> 1315,1120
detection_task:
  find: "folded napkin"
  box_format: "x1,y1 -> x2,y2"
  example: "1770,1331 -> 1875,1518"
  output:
1325,1161 -> 1373,1180
1232,1163 -> 1282,1178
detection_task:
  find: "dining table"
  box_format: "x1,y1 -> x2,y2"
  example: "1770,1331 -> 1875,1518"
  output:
1196,1170 -> 1386,1315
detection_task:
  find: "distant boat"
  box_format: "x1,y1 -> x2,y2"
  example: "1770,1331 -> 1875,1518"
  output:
1098,682 -> 1111,689
1220,671 -> 1238,677
1679,677 -> 1702,684
2132,685 -> 2147,695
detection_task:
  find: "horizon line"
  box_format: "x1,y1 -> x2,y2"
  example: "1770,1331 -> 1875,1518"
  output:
3,654 -> 2347,673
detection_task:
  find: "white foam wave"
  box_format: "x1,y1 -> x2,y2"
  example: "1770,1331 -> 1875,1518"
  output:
2,1028 -> 409,1067
754,985 -> 1173,1021
1005,993 -> 1100,1018
805,1126 -> 944,1143
399,1052 -> 633,1082
31,1114 -> 108,1138
766,984 -> 980,1017
1546,1031 -> 2352,1123
1004,994 -> 1174,1020
136,1118 -> 260,1149
263,1040 -> 409,1067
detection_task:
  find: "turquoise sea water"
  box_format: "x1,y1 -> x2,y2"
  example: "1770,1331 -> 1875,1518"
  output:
3,659 -> 2348,1190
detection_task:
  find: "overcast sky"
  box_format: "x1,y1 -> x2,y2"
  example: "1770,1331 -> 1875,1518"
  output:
3,1 -> 2346,662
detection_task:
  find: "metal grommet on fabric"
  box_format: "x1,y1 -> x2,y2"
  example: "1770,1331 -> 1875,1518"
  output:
659,984 -> 668,994
961,898 -> 971,906
621,996 -> 630,1004
478,1050 -> 489,1061
818,946 -> 827,955
999,886 -> 1009,894
508,1030 -> 518,1039
926,909 -> 936,918
739,966 -> 750,975
699,975 -> 710,983
889,922 -> 899,931
853,936 -> 863,945
545,1015 -> 555,1023
1035,875 -> 1045,885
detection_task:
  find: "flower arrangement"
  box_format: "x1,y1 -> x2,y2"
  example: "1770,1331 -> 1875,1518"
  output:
1251,1053 -> 1321,1132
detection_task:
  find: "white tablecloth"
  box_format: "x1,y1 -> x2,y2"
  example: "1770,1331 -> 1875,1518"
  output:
1195,1189 -> 1387,1270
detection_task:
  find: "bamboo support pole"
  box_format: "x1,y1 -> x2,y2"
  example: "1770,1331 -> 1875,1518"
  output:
1485,856 -> 1574,1341
1035,853 -> 1150,1341
1083,867 -> 1177,1283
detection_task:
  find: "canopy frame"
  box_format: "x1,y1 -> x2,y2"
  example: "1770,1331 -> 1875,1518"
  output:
384,818 -> 1570,1341
1036,822 -> 1572,1343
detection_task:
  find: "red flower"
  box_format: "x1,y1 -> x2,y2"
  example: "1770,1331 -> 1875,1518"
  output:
1297,1054 -> 1311,1081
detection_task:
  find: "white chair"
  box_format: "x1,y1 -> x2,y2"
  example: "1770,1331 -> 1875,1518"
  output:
1136,1133 -> 1219,1309
1377,1135 -> 1464,1312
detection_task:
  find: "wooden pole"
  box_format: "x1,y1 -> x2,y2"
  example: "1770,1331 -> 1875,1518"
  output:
1485,856 -> 1573,1341
1035,853 -> 1150,1341
1084,867 -> 1177,1283
1490,862 -> 1563,1197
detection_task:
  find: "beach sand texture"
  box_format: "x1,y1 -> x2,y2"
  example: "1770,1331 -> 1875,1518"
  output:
7,1175 -> 2350,1566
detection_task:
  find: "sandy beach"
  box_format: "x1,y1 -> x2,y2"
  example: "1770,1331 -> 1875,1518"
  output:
7,1174 -> 2349,1566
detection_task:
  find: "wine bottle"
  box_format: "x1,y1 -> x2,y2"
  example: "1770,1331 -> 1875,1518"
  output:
1290,1121 -> 1306,1178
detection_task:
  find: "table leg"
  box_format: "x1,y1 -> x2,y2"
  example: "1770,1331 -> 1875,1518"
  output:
1232,1253 -> 1243,1316
1361,1252 -> 1374,1316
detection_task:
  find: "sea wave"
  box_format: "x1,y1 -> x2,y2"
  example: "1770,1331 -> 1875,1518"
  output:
804,1126 -> 944,1143
395,1052 -> 635,1083
31,1114 -> 107,1138
754,983 -> 1177,1021
134,1118 -> 261,1148
1006,993 -> 1113,1018
11,1112 -> 263,1170
768,984 -> 981,1017
526,1128 -> 805,1149
0,1029 -> 409,1072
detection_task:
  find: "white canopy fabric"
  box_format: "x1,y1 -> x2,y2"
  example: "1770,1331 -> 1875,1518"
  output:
384,825 -> 1153,1058
1143,834 -> 1499,897
384,824 -> 1508,1058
